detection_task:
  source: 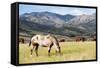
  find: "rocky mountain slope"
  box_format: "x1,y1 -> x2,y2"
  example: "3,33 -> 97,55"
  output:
19,12 -> 96,37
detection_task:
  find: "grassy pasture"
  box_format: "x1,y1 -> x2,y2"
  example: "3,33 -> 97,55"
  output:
19,41 -> 96,64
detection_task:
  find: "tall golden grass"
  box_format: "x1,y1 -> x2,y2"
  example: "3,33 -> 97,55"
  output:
19,41 -> 96,64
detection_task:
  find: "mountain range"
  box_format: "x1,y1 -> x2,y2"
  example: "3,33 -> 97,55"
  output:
19,11 -> 96,37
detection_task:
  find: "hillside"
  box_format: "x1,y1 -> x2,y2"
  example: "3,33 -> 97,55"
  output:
19,12 -> 96,38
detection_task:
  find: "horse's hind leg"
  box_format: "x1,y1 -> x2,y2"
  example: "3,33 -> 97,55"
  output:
35,44 -> 39,56
30,49 -> 33,57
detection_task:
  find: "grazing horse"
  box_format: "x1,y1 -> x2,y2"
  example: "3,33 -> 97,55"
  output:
75,36 -> 86,42
29,34 -> 61,56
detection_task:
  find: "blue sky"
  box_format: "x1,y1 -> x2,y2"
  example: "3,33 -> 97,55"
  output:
19,4 -> 96,15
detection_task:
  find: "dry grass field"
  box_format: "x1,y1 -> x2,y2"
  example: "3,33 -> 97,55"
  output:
19,41 -> 96,64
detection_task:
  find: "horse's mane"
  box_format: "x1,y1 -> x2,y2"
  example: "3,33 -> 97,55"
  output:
50,35 -> 59,45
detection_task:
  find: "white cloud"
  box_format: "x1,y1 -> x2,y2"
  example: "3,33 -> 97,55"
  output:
70,9 -> 84,15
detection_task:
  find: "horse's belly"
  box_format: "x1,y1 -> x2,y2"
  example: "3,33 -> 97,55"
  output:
40,40 -> 51,47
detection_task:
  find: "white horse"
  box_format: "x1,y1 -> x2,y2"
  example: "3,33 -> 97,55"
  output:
29,34 -> 61,56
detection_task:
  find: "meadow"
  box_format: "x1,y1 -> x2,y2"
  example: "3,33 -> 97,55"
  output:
19,41 -> 96,64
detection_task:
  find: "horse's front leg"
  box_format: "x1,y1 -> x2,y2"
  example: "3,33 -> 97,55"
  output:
48,44 -> 53,56
54,44 -> 61,56
56,45 -> 61,56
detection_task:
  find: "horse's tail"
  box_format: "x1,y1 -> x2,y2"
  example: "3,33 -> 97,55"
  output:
29,40 -> 31,47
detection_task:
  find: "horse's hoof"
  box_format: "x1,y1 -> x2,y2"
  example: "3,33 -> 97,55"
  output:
30,55 -> 32,57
